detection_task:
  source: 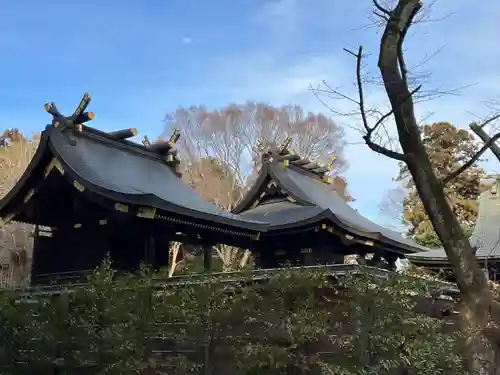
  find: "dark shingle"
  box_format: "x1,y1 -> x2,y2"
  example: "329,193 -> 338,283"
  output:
408,180 -> 500,262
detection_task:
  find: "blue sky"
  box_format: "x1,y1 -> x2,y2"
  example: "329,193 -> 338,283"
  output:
1,0 -> 499,228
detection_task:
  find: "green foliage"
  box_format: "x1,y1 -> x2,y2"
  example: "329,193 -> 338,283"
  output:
396,122 -> 486,247
0,262 -> 464,374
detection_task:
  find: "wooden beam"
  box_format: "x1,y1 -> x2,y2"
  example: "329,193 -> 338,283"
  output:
108,128 -> 138,140
144,235 -> 156,267
302,162 -> 320,170
277,153 -> 300,162
279,136 -> 292,153
292,159 -> 311,166
148,140 -> 174,154
312,166 -> 330,174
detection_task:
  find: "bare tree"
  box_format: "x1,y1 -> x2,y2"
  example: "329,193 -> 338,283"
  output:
378,185 -> 406,229
0,130 -> 38,288
315,1 -> 500,371
167,242 -> 181,277
161,103 -> 348,271
184,157 -> 248,271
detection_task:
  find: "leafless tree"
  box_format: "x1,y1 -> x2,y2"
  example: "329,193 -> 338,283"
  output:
167,242 -> 181,277
314,1 -> 500,371
0,131 -> 38,288
161,102 -> 347,271
378,185 -> 406,229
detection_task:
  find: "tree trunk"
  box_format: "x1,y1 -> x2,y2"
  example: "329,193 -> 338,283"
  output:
377,0 -> 500,371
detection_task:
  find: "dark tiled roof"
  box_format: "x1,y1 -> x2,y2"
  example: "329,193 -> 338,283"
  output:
48,129 -> 267,229
270,164 -> 428,252
238,200 -> 327,228
0,93 -> 272,234
233,142 -> 428,254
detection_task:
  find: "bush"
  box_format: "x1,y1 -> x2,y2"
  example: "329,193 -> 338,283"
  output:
0,262 -> 465,374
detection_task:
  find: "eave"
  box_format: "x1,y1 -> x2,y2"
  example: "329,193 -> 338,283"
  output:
0,131 -> 53,224
234,157 -> 426,256
0,127 -> 272,239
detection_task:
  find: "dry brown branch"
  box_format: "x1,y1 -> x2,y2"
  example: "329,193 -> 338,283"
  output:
378,185 -> 406,226
0,131 -> 38,288
377,0 -> 500,368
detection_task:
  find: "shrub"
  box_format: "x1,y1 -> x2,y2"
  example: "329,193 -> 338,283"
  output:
0,263 -> 465,374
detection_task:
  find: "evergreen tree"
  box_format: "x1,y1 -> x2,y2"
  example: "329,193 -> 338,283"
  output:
396,122 -> 486,247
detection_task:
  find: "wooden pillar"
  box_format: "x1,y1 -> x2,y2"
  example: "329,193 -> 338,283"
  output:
153,234 -> 171,271
301,247 -> 314,266
259,249 -> 279,269
144,235 -> 156,267
385,253 -> 398,271
203,243 -> 212,273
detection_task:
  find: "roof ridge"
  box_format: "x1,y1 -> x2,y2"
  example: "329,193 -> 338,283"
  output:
43,92 -> 182,174
258,137 -> 353,202
259,136 -> 336,184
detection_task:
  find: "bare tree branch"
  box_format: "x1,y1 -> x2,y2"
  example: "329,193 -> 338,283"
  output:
345,46 -> 410,161
467,112 -> 500,167
442,131 -> 500,185
373,0 -> 392,18
318,0 -> 500,362
470,120 -> 500,163
315,29 -> 427,163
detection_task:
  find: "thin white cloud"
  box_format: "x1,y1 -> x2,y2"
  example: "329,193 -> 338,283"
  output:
106,1 -> 500,225
195,0 -> 500,224
181,37 -> 193,44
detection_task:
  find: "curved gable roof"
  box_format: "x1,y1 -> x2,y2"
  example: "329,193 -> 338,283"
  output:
0,126 -> 269,233
238,200 -> 327,229
234,152 -> 428,254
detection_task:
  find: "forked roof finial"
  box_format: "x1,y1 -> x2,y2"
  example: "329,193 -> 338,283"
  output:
44,92 -> 95,144
142,135 -> 152,146
279,136 -> 292,154
326,154 -> 337,171
45,92 -> 95,129
169,128 -> 181,144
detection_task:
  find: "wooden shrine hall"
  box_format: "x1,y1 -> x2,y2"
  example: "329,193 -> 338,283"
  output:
0,94 -> 272,284
231,141 -> 428,270
0,94 -> 430,286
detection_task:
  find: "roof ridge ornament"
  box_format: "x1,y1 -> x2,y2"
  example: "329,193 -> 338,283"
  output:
279,136 -> 292,154
326,154 -> 337,171
142,135 -> 152,146
169,128 -> 180,144
257,137 -> 340,183
142,129 -> 181,172
44,92 -> 95,145
108,128 -> 138,140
